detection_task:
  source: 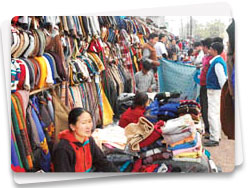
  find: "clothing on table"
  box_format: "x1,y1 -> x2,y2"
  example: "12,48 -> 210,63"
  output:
119,106 -> 146,128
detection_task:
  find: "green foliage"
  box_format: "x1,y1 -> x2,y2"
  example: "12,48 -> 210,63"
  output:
193,19 -> 226,41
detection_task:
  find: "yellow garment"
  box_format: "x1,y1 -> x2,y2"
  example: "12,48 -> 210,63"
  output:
100,83 -> 114,126
88,52 -> 105,72
34,56 -> 48,89
169,133 -> 195,148
133,56 -> 139,72
173,146 -> 203,159
137,34 -> 145,45
71,39 -> 80,59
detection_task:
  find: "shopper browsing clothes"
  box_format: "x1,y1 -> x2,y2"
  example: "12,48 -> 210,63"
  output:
199,38 -> 213,137
119,92 -> 149,128
53,108 -> 118,172
203,42 -> 227,147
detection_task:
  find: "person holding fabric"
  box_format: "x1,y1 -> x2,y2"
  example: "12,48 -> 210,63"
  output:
203,42 -> 227,147
135,60 -> 157,93
142,33 -> 160,72
119,92 -> 149,128
199,38 -> 213,137
53,108 -> 118,172
154,33 -> 168,59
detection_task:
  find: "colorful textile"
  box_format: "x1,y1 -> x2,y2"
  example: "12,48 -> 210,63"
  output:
167,134 -> 198,151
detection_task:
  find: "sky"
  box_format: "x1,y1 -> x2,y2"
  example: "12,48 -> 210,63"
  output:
164,16 -> 232,37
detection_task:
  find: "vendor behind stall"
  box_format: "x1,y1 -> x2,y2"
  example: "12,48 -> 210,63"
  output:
119,92 -> 149,128
52,108 -> 118,172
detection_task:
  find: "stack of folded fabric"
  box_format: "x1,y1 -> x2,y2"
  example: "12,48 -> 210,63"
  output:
145,100 -> 180,123
157,102 -> 180,121
178,100 -> 201,123
161,114 -> 203,164
102,143 -> 135,172
92,125 -> 127,151
144,99 -> 160,123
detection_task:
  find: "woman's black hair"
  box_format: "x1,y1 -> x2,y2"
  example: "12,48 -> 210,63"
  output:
68,107 -> 92,131
131,92 -> 149,109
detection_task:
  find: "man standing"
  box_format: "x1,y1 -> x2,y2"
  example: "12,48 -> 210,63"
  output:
193,41 -> 204,66
199,38 -> 213,137
154,33 -> 168,59
142,33 -> 160,70
203,42 -> 227,147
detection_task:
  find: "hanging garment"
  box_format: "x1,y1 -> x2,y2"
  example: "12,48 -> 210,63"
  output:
11,95 -> 33,171
100,83 -> 114,127
30,97 -> 51,172
52,90 -> 70,143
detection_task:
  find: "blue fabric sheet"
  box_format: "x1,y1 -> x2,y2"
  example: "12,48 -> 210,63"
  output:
158,59 -> 200,101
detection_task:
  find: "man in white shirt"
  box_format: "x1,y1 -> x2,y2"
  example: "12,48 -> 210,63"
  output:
203,42 -> 228,147
154,34 -> 168,59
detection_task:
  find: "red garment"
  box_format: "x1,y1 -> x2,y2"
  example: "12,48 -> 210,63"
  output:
16,60 -> 26,90
140,164 -> 159,172
178,42 -> 182,50
11,164 -> 25,172
58,130 -> 92,172
139,120 -> 164,148
119,106 -> 146,128
221,51 -> 227,62
132,158 -> 142,172
200,55 -> 213,86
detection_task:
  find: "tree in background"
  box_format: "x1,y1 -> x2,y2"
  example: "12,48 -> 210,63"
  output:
181,19 -> 226,41
193,19 -> 226,41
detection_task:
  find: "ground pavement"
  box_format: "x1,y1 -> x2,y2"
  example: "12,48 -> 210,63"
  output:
203,131 -> 235,173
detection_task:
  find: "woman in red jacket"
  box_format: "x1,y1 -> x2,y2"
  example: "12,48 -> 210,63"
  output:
119,92 -> 149,128
53,108 -> 118,172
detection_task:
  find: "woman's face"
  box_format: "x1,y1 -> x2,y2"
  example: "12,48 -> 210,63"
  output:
70,112 -> 93,139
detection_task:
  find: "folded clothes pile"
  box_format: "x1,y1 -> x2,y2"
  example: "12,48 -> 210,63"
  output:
145,99 -> 180,123
178,100 -> 201,123
161,114 -> 203,163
